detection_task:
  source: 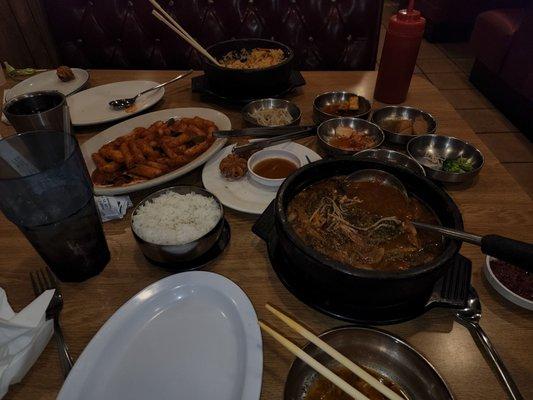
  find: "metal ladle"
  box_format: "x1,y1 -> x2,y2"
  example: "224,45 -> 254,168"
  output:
345,169 -> 533,271
455,288 -> 523,400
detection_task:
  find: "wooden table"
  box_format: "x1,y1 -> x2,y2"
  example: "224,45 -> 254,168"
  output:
1,71 -> 532,400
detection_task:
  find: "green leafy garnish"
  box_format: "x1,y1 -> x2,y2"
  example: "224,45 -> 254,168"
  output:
442,157 -> 474,173
4,62 -> 46,78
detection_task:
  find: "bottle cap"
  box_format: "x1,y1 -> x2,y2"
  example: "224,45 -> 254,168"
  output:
388,8 -> 426,36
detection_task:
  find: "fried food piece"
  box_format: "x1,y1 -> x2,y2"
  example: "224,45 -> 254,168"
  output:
129,164 -> 162,179
91,116 -> 218,186
220,153 -> 248,180
56,66 -> 75,82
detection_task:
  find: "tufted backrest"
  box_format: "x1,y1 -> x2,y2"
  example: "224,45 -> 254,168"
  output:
41,0 -> 383,70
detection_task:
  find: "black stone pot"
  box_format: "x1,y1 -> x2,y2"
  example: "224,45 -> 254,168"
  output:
203,38 -> 294,97
254,157 -> 470,324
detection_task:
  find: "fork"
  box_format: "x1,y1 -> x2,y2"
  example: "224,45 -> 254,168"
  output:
30,268 -> 74,378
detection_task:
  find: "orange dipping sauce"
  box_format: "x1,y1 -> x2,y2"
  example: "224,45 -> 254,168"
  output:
253,158 -> 298,179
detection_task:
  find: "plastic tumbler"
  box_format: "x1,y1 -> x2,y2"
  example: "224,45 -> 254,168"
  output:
0,131 -> 110,281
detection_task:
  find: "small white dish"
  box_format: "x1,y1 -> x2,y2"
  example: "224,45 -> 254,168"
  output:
58,271 -> 263,400
202,142 -> 320,215
7,68 -> 89,99
247,148 -> 301,187
81,107 -> 230,195
484,256 -> 533,310
68,80 -> 165,126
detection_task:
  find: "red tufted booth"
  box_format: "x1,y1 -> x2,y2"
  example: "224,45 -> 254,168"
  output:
40,0 -> 384,71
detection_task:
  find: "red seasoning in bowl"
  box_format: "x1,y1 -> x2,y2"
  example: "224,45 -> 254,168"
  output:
490,259 -> 533,301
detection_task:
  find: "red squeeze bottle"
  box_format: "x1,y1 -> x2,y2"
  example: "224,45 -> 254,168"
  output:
374,0 -> 426,104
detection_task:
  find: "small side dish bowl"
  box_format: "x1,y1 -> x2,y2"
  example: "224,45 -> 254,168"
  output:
131,186 -> 224,265
372,106 -> 437,145
248,148 -> 301,187
317,117 -> 384,156
407,134 -> 484,183
354,148 -> 426,177
484,256 -> 533,310
242,98 -> 301,127
284,326 -> 453,400
313,91 -> 371,124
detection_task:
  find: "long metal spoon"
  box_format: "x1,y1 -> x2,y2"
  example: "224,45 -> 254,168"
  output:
346,169 -> 533,270
108,69 -> 193,110
455,288 -> 523,400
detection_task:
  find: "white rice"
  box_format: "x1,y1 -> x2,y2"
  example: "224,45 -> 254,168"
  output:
132,192 -> 221,245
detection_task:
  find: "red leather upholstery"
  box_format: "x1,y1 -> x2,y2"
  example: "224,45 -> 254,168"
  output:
41,0 -> 384,70
470,8 -> 525,73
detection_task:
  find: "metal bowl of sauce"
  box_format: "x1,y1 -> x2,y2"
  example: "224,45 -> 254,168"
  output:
284,326 -> 453,400
248,149 -> 300,187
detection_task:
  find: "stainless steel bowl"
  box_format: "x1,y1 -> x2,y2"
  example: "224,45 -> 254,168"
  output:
317,117 -> 384,156
354,148 -> 426,176
407,134 -> 484,183
371,106 -> 437,145
131,186 -> 224,264
242,98 -> 301,127
284,326 -> 454,400
313,91 -> 372,124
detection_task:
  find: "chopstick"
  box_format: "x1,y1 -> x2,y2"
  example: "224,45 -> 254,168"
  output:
266,304 -> 405,400
149,0 -> 221,66
232,128 -> 315,155
259,321 -> 370,400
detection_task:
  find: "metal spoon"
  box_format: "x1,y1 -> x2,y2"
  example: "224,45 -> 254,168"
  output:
108,69 -> 193,110
346,169 -> 533,270
455,288 -> 523,400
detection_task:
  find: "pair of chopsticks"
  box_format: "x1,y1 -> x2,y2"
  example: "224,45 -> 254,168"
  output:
260,304 -> 404,400
232,127 -> 316,156
149,0 -> 222,66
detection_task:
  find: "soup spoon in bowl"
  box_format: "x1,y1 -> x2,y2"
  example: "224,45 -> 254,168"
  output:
346,169 -> 533,271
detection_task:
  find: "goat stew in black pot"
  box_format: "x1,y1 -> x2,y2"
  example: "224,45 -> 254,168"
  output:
266,158 -> 465,323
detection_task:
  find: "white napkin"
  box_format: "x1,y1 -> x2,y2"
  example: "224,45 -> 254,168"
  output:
0,288 -> 54,398
1,88 -> 11,126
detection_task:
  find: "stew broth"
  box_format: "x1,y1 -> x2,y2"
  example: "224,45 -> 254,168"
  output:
287,176 -> 442,271
253,158 -> 297,179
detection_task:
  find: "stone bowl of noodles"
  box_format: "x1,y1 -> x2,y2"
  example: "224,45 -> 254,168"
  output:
203,38 -> 294,97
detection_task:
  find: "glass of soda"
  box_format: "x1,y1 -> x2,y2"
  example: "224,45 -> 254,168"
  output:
0,131 -> 110,281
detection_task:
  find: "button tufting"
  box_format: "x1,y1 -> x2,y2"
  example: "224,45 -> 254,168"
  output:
117,38 -> 122,43
207,0 -> 214,4
308,36 -> 314,42
77,38 -> 83,44
155,38 -> 161,42
168,0 -> 174,6
127,0 -> 133,6
88,1 -> 94,6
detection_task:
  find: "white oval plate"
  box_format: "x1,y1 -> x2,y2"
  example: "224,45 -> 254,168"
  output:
58,271 -> 263,400
484,256 -> 533,310
202,142 -> 321,214
68,80 -> 165,126
7,68 -> 89,99
81,108 -> 230,195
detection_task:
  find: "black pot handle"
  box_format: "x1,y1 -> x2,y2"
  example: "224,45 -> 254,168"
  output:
481,235 -> 533,271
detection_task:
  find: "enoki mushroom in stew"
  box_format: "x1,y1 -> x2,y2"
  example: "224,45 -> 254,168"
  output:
287,177 -> 443,271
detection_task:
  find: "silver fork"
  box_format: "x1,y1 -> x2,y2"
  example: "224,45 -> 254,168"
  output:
30,268 -> 74,378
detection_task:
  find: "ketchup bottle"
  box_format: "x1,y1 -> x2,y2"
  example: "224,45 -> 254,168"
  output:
374,0 -> 425,104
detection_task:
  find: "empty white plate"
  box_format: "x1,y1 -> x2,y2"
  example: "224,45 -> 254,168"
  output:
68,80 -> 165,126
81,107 -> 229,195
58,271 -> 263,400
202,142 -> 321,214
7,68 -> 89,99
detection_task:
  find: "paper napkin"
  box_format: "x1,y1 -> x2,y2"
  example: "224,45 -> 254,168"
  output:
0,288 -> 54,398
95,195 -> 133,222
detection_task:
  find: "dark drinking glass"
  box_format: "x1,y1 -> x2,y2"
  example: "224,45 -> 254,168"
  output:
0,131 -> 110,281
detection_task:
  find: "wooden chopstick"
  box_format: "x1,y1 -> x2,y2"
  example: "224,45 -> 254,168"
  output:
149,0 -> 221,66
259,321 -> 370,400
151,11 -> 220,66
266,304 -> 405,400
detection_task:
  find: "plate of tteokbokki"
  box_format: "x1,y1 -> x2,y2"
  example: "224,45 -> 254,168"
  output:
81,108 -> 230,195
